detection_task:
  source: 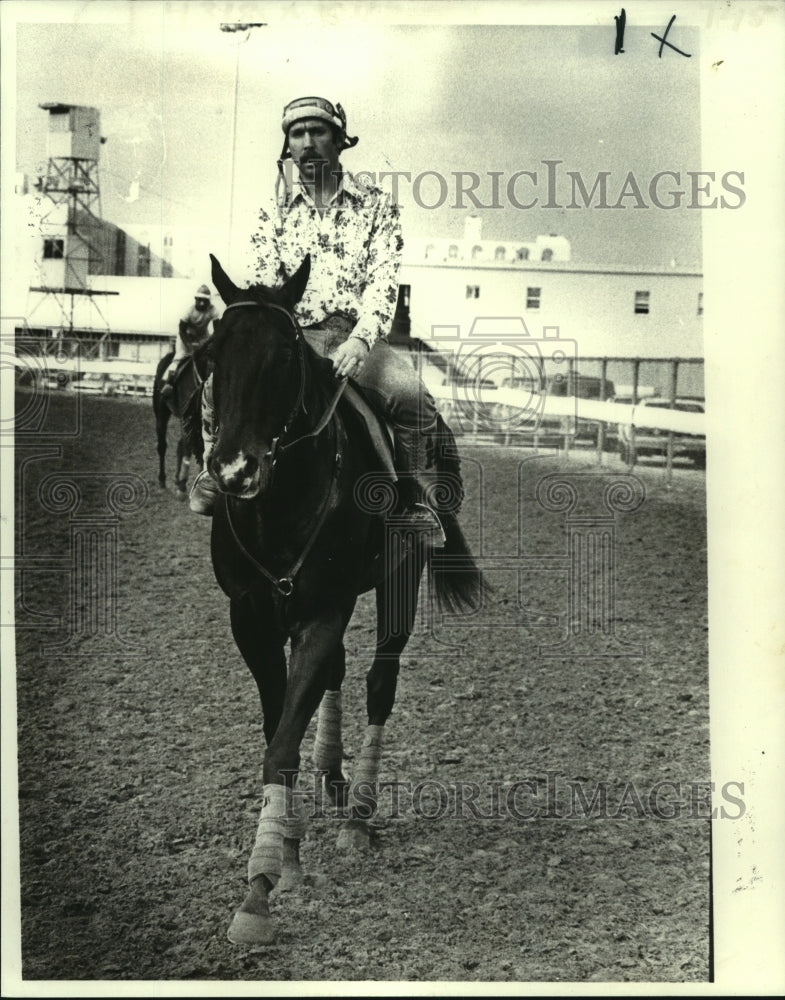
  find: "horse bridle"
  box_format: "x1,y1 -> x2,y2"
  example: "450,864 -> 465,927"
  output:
218,297 -> 347,597
220,298 -> 348,464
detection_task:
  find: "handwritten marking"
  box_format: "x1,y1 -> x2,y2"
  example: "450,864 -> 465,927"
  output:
651,14 -> 692,59
614,7 -> 626,54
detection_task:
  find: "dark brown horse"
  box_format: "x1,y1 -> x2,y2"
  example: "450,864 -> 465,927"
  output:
152,352 -> 203,497
193,253 -> 483,946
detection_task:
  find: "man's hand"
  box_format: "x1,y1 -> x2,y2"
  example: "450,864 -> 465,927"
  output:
331,336 -> 370,379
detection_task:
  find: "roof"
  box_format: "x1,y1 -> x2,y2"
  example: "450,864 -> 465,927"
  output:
39,102 -> 97,113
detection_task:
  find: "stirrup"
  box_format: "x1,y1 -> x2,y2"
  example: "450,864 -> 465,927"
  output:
406,502 -> 446,549
189,469 -> 220,516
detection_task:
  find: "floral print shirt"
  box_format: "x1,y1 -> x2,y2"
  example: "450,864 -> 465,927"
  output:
241,171 -> 404,349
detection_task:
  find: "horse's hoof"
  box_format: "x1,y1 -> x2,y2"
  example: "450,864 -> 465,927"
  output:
175,489 -> 187,502
337,823 -> 371,852
227,909 -> 276,946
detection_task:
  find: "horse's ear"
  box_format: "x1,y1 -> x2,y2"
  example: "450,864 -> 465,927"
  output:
278,255 -> 311,311
210,254 -> 240,305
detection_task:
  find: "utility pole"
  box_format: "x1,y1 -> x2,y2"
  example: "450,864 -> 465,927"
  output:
220,23 -> 266,263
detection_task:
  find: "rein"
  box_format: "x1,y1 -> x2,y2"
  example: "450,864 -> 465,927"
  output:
219,297 -> 346,597
224,451 -> 342,597
220,298 -> 348,463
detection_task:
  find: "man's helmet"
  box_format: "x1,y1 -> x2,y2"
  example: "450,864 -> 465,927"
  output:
195,284 -> 212,300
279,96 -> 359,156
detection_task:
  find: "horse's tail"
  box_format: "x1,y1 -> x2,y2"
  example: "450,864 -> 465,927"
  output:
428,412 -> 486,614
430,513 -> 485,615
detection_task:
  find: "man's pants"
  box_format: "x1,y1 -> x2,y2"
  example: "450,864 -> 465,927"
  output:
202,330 -> 441,499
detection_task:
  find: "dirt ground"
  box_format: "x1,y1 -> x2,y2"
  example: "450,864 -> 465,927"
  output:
11,389 -> 710,984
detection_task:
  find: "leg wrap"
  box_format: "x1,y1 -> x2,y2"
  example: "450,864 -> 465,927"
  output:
347,725 -> 384,811
313,690 -> 343,774
248,783 -> 307,886
201,373 -> 217,463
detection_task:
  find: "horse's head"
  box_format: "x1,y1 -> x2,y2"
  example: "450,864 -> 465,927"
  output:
205,253 -> 311,499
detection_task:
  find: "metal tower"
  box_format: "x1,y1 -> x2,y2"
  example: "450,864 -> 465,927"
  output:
28,103 -> 117,357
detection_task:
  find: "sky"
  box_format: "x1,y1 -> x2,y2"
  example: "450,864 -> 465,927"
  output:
11,3 -> 703,272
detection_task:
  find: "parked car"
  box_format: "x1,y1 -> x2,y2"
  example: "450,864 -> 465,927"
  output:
549,373 -> 616,444
115,377 -> 155,398
499,374 -> 543,391
500,372 -> 616,444
70,373 -> 115,396
436,374 -> 499,433
481,372 -> 617,444
617,396 -> 705,467
604,388 -> 659,451
42,372 -> 69,391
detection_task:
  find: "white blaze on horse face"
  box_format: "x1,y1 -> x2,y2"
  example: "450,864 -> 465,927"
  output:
214,451 -> 262,498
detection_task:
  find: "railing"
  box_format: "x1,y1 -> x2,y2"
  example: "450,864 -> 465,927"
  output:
419,355 -> 706,484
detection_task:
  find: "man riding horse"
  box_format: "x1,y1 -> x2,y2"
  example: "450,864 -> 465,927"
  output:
189,95 -> 447,545
161,284 -> 220,399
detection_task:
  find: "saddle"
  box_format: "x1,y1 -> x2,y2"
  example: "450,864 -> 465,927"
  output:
302,316 -> 396,478
338,379 -> 464,518
302,317 -> 463,514
339,380 -> 396,479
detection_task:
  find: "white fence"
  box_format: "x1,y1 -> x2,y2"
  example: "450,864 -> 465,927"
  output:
415,353 -> 706,479
11,342 -> 706,477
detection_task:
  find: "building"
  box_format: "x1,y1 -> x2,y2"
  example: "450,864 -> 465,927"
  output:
15,117 -> 703,387
12,102 -> 223,366
401,215 -> 702,358
397,215 -> 704,396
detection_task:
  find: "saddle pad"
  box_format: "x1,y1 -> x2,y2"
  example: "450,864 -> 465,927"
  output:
342,381 -> 397,477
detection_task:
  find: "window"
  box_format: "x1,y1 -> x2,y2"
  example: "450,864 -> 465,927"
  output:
541,248 -> 553,262
634,290 -> 650,315
495,246 -> 506,261
137,243 -> 151,277
448,244 -> 459,259
466,285 -> 480,299
43,238 -> 64,259
49,108 -> 71,132
526,287 -> 541,310
425,243 -> 435,260
516,247 -> 530,261
114,229 -> 126,276
697,292 -> 703,316
471,245 -> 483,260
